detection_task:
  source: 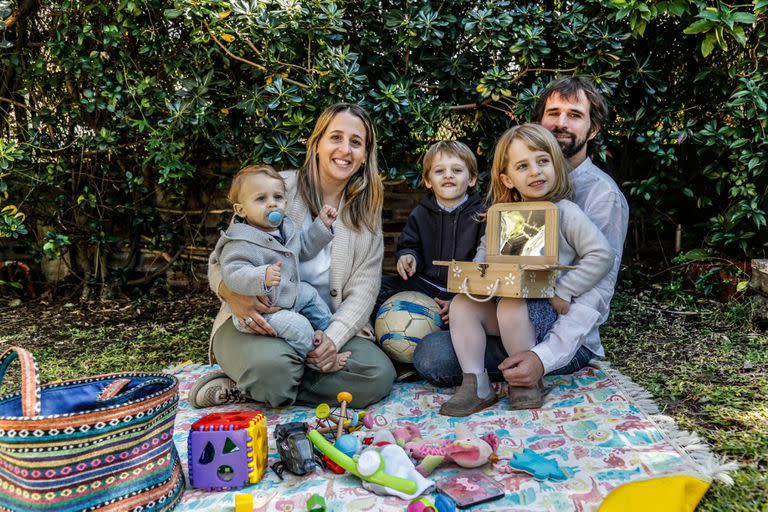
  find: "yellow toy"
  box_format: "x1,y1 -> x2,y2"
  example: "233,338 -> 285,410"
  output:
234,493 -> 253,512
598,475 -> 710,512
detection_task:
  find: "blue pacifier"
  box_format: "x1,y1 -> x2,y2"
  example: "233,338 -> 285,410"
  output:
267,210 -> 283,227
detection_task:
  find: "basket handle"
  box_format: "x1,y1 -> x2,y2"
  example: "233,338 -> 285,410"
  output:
97,377 -> 173,403
459,277 -> 500,303
0,347 -> 41,417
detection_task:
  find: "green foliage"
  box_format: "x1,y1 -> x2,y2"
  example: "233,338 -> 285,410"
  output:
42,232 -> 71,259
0,140 -> 27,238
0,0 -> 766,295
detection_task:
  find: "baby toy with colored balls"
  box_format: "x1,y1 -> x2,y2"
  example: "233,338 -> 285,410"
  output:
308,429 -> 434,500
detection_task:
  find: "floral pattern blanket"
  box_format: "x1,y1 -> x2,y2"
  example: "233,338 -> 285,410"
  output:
170,363 -> 721,511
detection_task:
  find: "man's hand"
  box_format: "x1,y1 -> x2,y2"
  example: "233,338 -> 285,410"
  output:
434,297 -> 451,325
396,255 -> 416,280
219,284 -> 279,336
499,351 -> 544,387
307,331 -> 341,373
319,205 -> 338,228
549,295 -> 570,315
265,261 -> 282,288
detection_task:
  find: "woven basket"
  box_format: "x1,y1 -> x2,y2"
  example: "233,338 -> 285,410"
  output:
0,347 -> 183,512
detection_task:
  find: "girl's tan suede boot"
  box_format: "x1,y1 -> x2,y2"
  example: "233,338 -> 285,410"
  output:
439,373 -> 498,417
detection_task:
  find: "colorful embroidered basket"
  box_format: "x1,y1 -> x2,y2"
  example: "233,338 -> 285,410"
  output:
0,347 -> 184,512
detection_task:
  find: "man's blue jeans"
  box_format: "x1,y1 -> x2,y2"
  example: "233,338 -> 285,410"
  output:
412,330 -> 595,387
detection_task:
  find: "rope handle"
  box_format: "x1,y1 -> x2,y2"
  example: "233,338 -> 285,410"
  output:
0,347 -> 41,417
459,277 -> 500,303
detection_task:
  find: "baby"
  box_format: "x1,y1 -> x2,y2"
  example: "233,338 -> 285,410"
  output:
213,165 -> 350,371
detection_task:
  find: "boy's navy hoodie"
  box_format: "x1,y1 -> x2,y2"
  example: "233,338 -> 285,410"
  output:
395,192 -> 485,288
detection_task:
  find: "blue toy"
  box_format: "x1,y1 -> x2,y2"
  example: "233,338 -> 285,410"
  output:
434,494 -> 456,512
509,448 -> 566,481
335,433 -> 361,457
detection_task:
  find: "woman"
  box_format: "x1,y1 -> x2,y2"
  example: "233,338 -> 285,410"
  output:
190,103 -> 396,409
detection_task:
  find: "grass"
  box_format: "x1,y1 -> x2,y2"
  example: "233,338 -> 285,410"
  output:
0,292 -> 214,384
602,289 -> 768,510
0,279 -> 766,510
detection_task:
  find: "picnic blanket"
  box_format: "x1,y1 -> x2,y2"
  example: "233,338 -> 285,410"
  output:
169,362 -> 734,511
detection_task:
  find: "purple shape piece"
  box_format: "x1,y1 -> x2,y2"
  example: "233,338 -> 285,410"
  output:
188,428 -> 251,490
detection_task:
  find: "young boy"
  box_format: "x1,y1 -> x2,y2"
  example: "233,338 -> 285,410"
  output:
375,141 -> 485,323
214,165 -> 350,371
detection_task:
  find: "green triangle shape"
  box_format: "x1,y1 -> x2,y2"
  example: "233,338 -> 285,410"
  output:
223,437 -> 240,454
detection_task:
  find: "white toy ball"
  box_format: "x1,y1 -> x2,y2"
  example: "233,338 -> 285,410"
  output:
374,291 -> 445,363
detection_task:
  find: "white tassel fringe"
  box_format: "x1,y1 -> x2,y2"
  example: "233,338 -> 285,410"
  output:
595,360 -> 737,485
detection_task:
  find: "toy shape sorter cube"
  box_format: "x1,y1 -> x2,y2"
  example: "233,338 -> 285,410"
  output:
435,202 -> 574,299
188,411 -> 268,490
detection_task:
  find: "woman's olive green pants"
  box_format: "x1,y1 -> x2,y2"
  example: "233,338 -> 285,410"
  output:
212,319 -> 396,408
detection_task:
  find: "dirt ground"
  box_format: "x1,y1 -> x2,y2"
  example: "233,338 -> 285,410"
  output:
0,289 -> 217,381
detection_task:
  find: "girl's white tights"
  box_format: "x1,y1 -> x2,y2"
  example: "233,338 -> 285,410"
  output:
449,295 -> 537,395
449,295 -> 497,398
497,298 -> 536,356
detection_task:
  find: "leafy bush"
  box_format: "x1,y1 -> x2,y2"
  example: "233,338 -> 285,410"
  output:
1,0 -> 766,296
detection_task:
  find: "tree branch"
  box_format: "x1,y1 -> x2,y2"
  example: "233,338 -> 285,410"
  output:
205,22 -> 309,89
0,96 -> 36,111
242,38 -> 316,75
444,66 -> 579,112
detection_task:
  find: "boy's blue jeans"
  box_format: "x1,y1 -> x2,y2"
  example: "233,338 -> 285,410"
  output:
232,282 -> 331,368
412,330 -> 595,387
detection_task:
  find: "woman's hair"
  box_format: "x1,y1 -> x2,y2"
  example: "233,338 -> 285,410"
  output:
421,140 -> 478,190
228,164 -> 284,204
487,123 -> 573,205
297,103 -> 383,232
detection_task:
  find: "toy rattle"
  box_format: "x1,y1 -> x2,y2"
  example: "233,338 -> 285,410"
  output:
314,391 -> 367,440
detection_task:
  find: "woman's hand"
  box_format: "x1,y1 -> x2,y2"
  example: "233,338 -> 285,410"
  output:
307,331 -> 350,373
219,283 -> 279,336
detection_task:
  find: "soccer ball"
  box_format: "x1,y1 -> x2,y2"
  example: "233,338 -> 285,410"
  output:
375,291 -> 446,363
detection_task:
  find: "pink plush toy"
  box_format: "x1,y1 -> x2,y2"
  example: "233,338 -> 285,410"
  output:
400,424 -> 500,476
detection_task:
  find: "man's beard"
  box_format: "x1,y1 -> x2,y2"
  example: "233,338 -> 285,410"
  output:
551,127 -> 587,158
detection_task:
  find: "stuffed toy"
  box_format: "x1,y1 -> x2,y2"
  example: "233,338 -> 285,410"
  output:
401,424 -> 500,476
